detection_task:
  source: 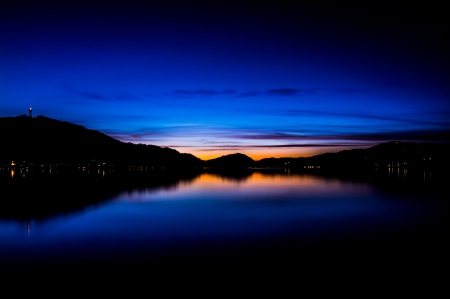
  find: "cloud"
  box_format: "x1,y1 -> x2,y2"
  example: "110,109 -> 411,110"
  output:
236,91 -> 263,98
195,143 -> 363,149
327,88 -> 361,94
230,129 -> 450,143
344,129 -> 450,142
112,94 -> 143,102
251,143 -> 364,148
76,91 -> 108,101
172,89 -> 236,97
159,87 -> 361,99
267,88 -> 300,96
236,88 -> 361,97
106,130 -> 164,140
232,133 -> 321,140
61,84 -> 142,102
284,109 -> 450,127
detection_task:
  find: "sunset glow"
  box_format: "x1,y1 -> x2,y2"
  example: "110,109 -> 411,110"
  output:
1,1 -> 448,160
117,171 -> 367,202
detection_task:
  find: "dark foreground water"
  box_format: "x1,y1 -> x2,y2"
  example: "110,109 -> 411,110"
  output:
0,169 -> 448,278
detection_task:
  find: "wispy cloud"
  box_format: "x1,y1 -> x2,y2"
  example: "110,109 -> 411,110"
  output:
166,87 -> 361,99
76,91 -> 108,101
104,124 -> 450,147
229,129 -> 450,143
344,129 -> 450,142
237,91 -> 263,98
231,133 -> 324,140
236,88 -> 361,98
253,143 -> 364,148
106,129 -> 166,141
111,94 -> 142,102
190,143 -> 364,149
171,89 -> 236,97
61,84 -> 142,102
283,109 -> 450,127
267,88 -> 300,96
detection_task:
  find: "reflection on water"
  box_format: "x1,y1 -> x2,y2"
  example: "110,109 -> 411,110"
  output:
0,169 -> 448,272
117,172 -> 370,203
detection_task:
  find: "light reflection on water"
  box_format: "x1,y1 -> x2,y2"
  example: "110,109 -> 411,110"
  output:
0,171 -> 447,267
116,172 -> 371,202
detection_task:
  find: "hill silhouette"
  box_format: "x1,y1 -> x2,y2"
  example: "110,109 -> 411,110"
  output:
2,115 -> 449,171
0,115 -> 202,168
256,141 -> 450,171
205,153 -> 255,168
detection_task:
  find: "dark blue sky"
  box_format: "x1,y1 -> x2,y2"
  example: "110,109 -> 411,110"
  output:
1,1 -> 449,159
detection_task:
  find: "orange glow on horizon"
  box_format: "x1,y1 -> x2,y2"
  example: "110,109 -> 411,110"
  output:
183,147 -> 351,161
186,172 -> 347,195
189,172 -> 334,190
117,170 -> 371,204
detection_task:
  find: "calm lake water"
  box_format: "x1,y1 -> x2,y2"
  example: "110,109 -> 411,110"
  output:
0,169 -> 448,272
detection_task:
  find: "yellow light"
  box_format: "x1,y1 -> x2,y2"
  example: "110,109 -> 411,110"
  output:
11,161 -> 15,166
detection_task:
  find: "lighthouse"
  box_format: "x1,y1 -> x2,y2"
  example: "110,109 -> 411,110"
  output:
29,106 -> 32,117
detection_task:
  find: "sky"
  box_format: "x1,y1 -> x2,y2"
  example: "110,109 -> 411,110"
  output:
1,1 -> 449,160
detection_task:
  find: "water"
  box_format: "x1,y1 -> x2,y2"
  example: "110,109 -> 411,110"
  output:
0,169 -> 447,273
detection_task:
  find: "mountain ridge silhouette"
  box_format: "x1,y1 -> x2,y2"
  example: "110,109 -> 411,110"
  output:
1,115 -> 449,170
